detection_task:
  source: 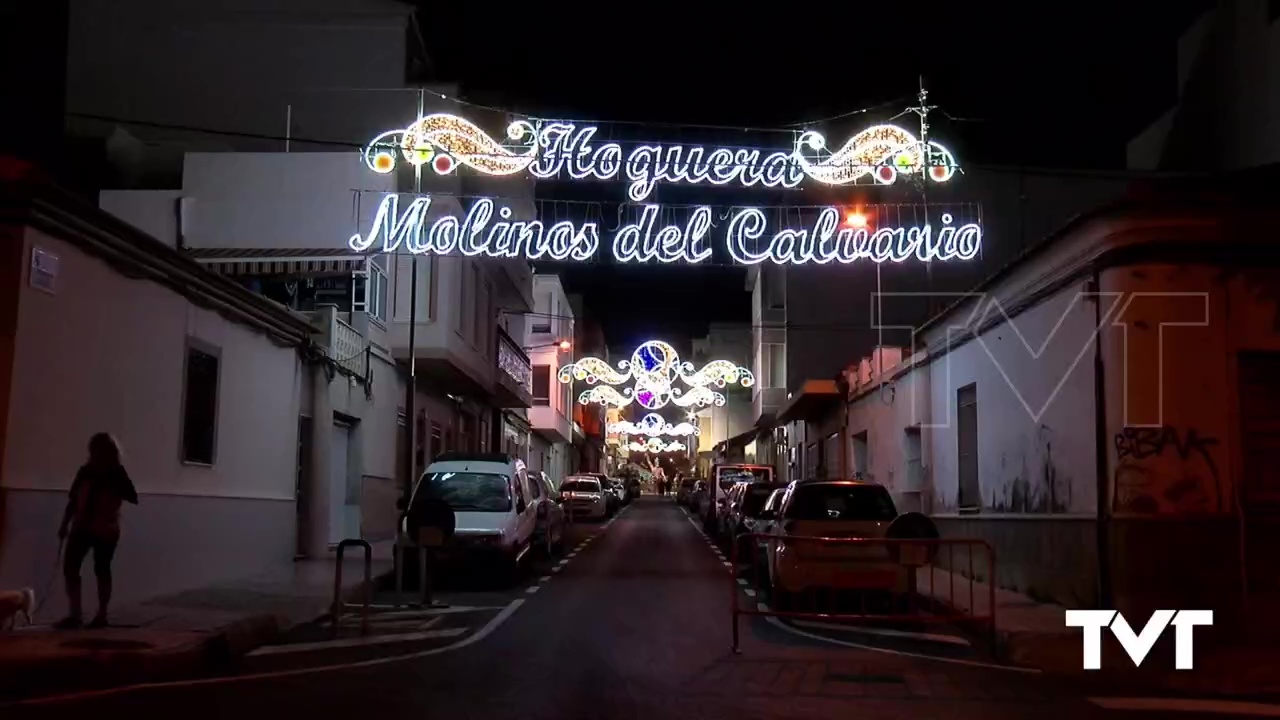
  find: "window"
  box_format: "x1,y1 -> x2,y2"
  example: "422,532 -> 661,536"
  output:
181,343 -> 220,464
532,365 -> 551,405
957,383 -> 980,509
763,343 -> 785,388
785,483 -> 898,521
513,469 -> 528,506
416,472 -> 511,512
473,267 -> 484,346
352,263 -> 388,323
528,472 -> 542,499
531,322 -> 552,335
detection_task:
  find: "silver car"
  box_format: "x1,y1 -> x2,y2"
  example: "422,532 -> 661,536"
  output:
560,476 -> 609,521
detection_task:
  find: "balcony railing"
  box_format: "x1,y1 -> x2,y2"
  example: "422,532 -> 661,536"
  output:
497,327 -> 533,393
333,317 -> 368,377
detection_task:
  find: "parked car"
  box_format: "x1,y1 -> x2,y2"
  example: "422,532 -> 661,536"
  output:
703,464 -> 774,532
689,480 -> 708,511
761,480 -> 901,609
725,482 -> 787,562
675,477 -> 696,506
532,470 -> 566,555
403,452 -> 539,581
560,475 -> 610,521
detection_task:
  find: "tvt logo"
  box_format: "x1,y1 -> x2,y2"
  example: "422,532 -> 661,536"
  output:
1065,610 -> 1213,670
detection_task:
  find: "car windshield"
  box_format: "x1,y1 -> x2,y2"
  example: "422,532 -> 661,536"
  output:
784,484 -> 897,521
416,472 -> 511,512
741,484 -> 786,516
718,467 -> 771,489
561,479 -> 600,493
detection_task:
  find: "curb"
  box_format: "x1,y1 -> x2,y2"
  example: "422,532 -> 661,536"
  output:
0,567 -> 395,702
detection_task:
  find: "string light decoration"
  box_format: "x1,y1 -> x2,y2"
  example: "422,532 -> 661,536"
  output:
364,114 -> 539,176
361,93 -> 961,197
608,413 -> 700,437
627,439 -> 687,453
559,340 -> 753,410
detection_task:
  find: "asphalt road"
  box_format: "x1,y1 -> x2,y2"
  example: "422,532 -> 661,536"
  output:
7,497 -> 1274,719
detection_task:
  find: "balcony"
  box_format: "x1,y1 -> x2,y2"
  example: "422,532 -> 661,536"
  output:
494,327 -> 533,408
309,305 -> 369,380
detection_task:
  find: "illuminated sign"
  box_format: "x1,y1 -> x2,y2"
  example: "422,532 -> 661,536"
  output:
363,114 -> 958,199
559,340 -> 752,410
348,195 -> 982,266
627,439 -> 687,453
609,413 -> 700,437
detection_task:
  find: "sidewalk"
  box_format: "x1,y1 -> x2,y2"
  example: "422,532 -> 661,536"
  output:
0,541 -> 394,700
915,565 -> 1280,697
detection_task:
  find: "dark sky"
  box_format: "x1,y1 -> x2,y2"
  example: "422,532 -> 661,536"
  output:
0,3 -> 1212,351
416,2 -> 1213,349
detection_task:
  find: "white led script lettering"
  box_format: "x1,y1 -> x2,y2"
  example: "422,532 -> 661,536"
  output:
349,194 -> 599,261
351,194 -> 982,266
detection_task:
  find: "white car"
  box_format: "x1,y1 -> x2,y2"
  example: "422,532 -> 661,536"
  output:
559,475 -> 609,521
403,452 -> 540,579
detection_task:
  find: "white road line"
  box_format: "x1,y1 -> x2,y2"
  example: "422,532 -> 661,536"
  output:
557,559 -> 569,566
345,606 -> 501,619
736,578 -> 748,586
761,615 -> 1039,673
1088,697 -> 1280,716
538,575 -> 551,583
4,600 -> 526,707
744,589 -> 756,597
791,619 -> 972,647
339,616 -> 444,631
248,627 -> 468,656
551,566 -> 562,573
525,586 -> 539,594
722,562 -> 733,568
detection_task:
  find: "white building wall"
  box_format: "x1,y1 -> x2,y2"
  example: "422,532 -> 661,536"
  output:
922,283 -> 1099,516
0,227 -> 303,613
526,276 -> 573,453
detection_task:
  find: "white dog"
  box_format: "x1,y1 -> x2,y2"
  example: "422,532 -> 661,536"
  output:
0,588 -> 36,630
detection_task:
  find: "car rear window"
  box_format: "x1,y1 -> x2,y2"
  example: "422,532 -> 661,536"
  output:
718,467 -> 772,489
562,479 -> 600,493
784,484 -> 897,521
741,484 -> 786,516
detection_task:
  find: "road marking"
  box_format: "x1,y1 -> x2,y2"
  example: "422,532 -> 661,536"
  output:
538,575 -> 551,583
346,606 -> 502,619
791,619 -> 972,646
551,566 -> 562,573
722,562 -> 733,568
744,589 -> 756,597
4,600 -> 526,707
1088,698 -> 1280,716
248,626 -> 468,656
525,586 -> 539,594
761,613 -> 1039,673
557,559 -> 569,566
340,616 -> 444,631
736,578 -> 748,586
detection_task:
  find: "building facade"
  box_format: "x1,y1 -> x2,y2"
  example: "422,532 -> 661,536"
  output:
526,275 -> 574,482
0,170 -> 316,612
839,177 -> 1280,629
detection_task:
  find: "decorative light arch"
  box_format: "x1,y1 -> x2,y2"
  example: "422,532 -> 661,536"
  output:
627,439 -> 686,453
558,340 -> 753,410
608,412 -> 699,437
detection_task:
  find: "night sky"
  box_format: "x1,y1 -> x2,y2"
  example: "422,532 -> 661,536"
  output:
420,2 -> 1212,349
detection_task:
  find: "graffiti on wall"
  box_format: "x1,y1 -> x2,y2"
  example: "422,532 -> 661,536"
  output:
1112,425 -> 1222,514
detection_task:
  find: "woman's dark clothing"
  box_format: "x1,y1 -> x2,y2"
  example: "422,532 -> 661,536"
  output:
64,532 -> 118,578
67,463 -> 137,541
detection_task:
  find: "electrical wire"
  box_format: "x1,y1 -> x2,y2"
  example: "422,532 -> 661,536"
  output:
65,111 -> 1184,182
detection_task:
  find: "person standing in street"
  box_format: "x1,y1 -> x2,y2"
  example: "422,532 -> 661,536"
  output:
56,433 -> 138,629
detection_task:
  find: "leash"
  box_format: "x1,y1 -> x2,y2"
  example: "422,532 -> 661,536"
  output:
30,537 -> 64,621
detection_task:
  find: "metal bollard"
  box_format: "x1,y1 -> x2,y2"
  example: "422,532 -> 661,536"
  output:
333,538 -> 373,637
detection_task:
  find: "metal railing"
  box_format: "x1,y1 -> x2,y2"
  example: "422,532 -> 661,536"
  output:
332,538 -> 372,637
729,533 -> 996,653
333,317 -> 368,377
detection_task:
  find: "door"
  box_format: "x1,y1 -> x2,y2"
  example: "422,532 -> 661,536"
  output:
1238,353 -> 1280,596
329,421 -> 360,545
296,415 -> 312,557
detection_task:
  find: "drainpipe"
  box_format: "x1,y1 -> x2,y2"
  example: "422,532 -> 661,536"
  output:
1091,270 -> 1113,608
835,370 -> 851,478
306,309 -> 336,558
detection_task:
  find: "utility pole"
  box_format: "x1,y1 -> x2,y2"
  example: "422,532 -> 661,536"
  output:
402,87 -> 424,504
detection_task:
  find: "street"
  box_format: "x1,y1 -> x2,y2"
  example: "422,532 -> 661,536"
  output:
5,497 -> 1271,719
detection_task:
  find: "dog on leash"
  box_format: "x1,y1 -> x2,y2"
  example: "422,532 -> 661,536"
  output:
0,588 -> 36,630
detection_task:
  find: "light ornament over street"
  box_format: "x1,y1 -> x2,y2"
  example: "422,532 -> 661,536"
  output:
348,195 -> 982,266
559,340 -> 753,410
627,439 -> 687,453
608,413 -> 700,437
362,114 -> 960,200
